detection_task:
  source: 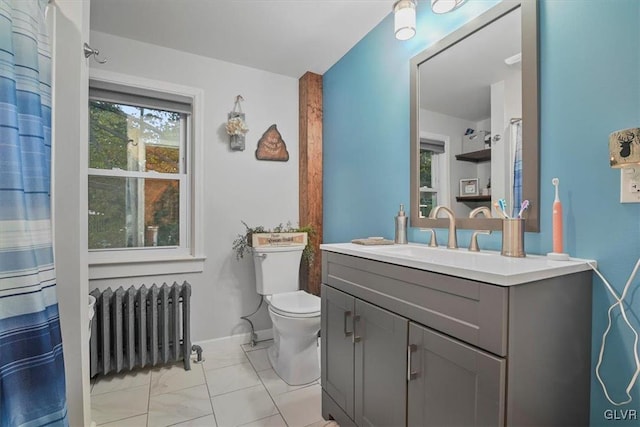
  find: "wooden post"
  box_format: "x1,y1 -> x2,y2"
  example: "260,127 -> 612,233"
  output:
299,72 -> 323,296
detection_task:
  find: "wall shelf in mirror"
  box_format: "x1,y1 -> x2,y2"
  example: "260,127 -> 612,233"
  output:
455,149 -> 491,163
456,195 -> 491,202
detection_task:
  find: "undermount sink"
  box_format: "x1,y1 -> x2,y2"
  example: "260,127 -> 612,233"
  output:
358,243 -> 494,271
364,244 -> 492,260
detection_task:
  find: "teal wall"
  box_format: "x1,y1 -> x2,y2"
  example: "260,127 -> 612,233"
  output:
323,1 -> 640,424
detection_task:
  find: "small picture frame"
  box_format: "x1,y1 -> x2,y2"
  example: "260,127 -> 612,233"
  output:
460,178 -> 479,196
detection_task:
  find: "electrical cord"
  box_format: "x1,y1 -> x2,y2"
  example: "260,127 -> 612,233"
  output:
588,258 -> 640,406
240,298 -> 263,347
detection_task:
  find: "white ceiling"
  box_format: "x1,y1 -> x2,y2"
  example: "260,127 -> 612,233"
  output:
419,6 -> 521,122
90,0 -> 393,78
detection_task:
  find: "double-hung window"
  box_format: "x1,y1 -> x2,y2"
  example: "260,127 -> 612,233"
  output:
419,138 -> 445,217
88,79 -> 193,263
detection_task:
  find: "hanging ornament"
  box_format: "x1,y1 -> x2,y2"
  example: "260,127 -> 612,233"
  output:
226,95 -> 248,151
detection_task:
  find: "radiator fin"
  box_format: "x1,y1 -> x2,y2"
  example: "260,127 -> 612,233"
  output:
160,283 -> 170,363
125,286 -> 135,370
113,287 -> 124,373
171,284 -> 180,361
89,281 -> 191,377
136,285 -> 148,368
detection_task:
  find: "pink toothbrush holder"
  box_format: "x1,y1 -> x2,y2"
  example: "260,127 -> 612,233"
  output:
501,218 -> 526,258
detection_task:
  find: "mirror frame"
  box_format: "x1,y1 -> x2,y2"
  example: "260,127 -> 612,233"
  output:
410,0 -> 539,232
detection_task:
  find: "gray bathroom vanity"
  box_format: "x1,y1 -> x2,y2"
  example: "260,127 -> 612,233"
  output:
319,243 -> 593,427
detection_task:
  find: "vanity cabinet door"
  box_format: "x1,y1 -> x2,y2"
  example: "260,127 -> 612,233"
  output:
407,322 -> 506,426
354,299 -> 408,427
321,284 -> 356,420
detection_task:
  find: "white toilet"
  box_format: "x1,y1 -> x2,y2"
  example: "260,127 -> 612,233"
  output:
252,244 -> 321,385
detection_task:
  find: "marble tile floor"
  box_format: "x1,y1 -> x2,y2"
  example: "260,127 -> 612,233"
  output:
90,339 -> 336,427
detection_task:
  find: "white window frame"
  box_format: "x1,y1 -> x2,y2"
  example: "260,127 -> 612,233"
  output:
87,69 -> 205,279
419,132 -> 450,217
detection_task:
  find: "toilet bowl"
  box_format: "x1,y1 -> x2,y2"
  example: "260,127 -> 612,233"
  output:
265,291 -> 320,385
252,245 -> 321,386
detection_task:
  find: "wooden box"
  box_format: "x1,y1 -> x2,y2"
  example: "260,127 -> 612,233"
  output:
251,232 -> 307,248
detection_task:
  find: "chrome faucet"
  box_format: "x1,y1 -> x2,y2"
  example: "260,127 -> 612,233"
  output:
420,228 -> 438,247
429,206 -> 457,249
469,206 -> 492,218
468,207 -> 492,252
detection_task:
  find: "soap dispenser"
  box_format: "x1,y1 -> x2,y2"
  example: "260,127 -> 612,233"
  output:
395,204 -> 408,244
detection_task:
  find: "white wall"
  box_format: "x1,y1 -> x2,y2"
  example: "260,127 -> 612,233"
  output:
491,81 -> 508,209
503,72 -> 522,126
491,72 -> 522,214
51,1 -> 91,425
87,31 -> 300,341
474,118 -> 491,196
475,118 -> 491,133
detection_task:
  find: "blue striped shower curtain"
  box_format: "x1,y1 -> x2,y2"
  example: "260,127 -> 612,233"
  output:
512,121 -> 523,216
0,1 -> 68,426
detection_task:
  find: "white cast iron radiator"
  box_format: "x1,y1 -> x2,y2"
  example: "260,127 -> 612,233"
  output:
89,282 -> 192,377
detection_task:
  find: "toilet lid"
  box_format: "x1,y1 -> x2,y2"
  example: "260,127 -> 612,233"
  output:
267,291 -> 320,316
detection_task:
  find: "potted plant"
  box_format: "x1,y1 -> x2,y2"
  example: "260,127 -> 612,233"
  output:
232,221 -> 316,266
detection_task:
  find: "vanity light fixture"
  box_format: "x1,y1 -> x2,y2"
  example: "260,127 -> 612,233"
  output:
431,0 -> 467,14
394,0 -> 416,41
609,127 -> 640,167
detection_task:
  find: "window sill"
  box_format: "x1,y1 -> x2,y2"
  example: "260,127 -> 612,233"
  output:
89,255 -> 206,280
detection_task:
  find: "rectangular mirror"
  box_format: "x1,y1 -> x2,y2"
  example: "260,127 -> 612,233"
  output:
410,0 -> 539,232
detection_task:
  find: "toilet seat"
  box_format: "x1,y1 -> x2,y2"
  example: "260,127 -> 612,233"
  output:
266,290 -> 320,318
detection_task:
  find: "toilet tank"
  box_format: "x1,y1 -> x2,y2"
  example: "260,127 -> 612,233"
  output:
252,245 -> 304,295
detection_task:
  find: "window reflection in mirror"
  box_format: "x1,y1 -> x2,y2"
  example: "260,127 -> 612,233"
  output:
419,137 -> 446,218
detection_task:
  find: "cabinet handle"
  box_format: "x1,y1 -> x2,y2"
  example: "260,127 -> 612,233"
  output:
343,310 -> 353,337
352,315 -> 362,343
407,344 -> 419,381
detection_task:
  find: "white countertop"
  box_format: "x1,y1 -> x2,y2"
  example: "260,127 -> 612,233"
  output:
320,243 -> 595,286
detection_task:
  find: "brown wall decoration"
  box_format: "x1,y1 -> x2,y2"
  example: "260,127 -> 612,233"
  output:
255,124 -> 289,161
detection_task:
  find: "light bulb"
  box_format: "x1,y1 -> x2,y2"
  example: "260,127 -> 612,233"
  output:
431,0 -> 467,14
394,0 -> 416,41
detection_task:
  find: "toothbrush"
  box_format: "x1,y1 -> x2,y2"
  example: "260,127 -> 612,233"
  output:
498,199 -> 510,218
551,178 -> 563,254
517,200 -> 530,218
493,202 -> 505,219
